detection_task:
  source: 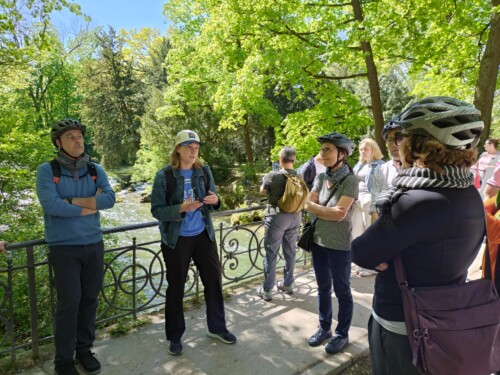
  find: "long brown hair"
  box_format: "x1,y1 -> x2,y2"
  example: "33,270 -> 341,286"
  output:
169,145 -> 204,169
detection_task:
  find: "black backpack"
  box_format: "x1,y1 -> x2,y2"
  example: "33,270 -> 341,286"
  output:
49,159 -> 97,185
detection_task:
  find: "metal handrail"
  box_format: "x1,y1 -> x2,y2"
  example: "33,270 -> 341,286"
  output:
0,205 -> 311,361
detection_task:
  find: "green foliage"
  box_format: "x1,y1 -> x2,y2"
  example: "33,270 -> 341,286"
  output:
80,28 -> 145,168
218,183 -> 246,210
107,316 -> 151,337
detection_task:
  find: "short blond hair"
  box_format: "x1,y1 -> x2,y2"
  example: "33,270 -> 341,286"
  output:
358,138 -> 383,163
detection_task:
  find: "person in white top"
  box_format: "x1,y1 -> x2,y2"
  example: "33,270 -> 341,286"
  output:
352,138 -> 384,277
369,122 -> 403,218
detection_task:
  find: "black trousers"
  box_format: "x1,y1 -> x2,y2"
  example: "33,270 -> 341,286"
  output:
368,315 -> 420,375
49,241 -> 104,365
161,231 -> 227,342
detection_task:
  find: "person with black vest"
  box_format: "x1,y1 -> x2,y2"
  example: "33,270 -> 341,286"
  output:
36,119 -> 115,375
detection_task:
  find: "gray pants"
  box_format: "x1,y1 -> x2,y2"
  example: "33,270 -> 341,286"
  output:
49,242 -> 104,365
263,209 -> 301,291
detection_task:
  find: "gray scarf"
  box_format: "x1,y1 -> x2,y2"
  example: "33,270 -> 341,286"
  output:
325,164 -> 351,185
55,152 -> 90,180
376,165 -> 474,216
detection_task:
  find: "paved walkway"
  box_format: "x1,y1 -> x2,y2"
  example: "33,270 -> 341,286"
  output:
17,247 -> 484,375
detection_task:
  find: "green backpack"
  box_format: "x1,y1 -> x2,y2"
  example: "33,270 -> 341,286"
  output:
277,172 -> 309,213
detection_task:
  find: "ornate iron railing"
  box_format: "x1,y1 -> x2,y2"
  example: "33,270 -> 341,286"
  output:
0,206 -> 310,362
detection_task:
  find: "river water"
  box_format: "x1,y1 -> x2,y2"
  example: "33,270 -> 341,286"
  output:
99,181 -> 267,298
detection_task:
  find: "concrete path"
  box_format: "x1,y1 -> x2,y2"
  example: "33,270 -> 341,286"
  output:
17,246 -> 484,375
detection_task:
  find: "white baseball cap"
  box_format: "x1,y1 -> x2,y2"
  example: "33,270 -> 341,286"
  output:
175,130 -> 201,146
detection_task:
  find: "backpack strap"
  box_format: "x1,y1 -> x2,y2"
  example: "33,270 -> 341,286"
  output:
163,165 -> 176,203
49,159 -> 97,185
87,162 -> 97,184
49,159 -> 61,184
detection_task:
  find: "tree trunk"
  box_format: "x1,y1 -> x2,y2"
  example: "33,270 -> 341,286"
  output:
244,115 -> 254,165
474,0 -> 500,150
351,0 -> 386,157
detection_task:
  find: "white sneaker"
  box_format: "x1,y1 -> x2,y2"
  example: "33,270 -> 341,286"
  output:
277,281 -> 294,295
359,269 -> 377,277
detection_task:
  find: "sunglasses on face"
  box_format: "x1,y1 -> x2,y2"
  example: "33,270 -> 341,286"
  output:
386,133 -> 405,145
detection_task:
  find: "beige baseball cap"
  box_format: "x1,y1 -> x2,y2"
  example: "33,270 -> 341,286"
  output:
175,130 -> 202,146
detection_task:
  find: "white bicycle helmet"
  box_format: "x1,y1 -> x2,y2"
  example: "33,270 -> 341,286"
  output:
392,96 -> 484,149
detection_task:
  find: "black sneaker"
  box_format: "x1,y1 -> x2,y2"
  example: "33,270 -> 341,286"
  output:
207,331 -> 237,344
75,351 -> 101,374
325,334 -> 349,354
168,341 -> 183,355
307,327 -> 332,347
54,361 -> 79,375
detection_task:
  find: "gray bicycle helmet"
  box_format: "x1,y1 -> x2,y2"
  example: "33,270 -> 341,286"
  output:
392,96 -> 484,149
382,121 -> 402,140
317,132 -> 355,156
51,119 -> 86,146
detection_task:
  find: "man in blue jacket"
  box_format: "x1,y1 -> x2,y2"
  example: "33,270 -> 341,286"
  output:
36,119 -> 115,375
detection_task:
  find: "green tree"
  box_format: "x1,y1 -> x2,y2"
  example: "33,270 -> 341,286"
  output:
474,0 -> 500,147
80,28 -> 145,168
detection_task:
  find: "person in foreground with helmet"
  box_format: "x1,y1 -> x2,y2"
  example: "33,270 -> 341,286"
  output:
36,119 -> 115,375
150,130 -> 236,357
351,97 -> 485,374
304,132 -> 358,354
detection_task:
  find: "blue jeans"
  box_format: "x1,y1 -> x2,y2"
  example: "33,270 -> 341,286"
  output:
311,243 -> 353,337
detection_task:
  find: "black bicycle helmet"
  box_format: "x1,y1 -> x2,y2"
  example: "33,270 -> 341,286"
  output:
392,96 -> 484,149
51,119 -> 86,146
317,132 -> 355,156
382,121 -> 402,140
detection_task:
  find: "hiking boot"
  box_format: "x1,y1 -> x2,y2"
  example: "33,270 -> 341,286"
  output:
325,334 -> 349,354
207,331 -> 237,344
308,327 -> 332,347
168,341 -> 183,355
277,281 -> 294,295
54,361 -> 78,375
257,286 -> 272,301
75,351 -> 101,374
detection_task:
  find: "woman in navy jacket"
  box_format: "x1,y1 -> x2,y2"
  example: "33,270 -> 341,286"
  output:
351,97 -> 485,374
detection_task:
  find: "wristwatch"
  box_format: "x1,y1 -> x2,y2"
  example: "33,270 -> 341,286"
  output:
68,198 -> 73,205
